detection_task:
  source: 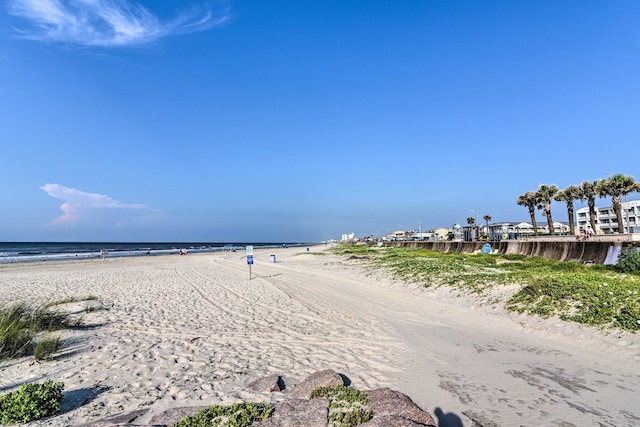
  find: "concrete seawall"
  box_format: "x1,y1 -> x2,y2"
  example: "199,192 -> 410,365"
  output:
393,238 -> 638,264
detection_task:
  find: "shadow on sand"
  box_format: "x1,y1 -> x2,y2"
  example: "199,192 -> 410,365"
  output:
434,406 -> 464,427
60,385 -> 110,414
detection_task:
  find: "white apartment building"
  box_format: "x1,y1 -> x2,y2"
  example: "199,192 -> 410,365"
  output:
341,233 -> 356,242
575,200 -> 640,234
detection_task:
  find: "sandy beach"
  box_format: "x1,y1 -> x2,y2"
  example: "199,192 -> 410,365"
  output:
1,246 -> 639,426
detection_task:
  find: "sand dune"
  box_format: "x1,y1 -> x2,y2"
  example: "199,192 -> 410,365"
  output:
0,246 -> 638,426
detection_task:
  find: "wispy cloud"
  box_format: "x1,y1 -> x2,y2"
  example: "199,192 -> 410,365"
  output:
40,183 -> 162,227
7,0 -> 228,47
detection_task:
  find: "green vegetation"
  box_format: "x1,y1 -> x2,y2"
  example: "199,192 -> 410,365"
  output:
0,379 -> 64,424
615,245 -> 640,274
172,385 -> 373,427
0,300 -> 85,361
310,385 -> 371,427
332,244 -> 640,332
33,335 -> 61,361
172,402 -> 272,427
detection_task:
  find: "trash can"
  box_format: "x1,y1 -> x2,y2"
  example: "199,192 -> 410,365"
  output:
270,255 -> 276,263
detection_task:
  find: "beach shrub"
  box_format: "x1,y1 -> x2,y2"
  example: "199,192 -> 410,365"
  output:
310,385 -> 371,427
172,402 -> 272,427
0,379 -> 64,424
615,246 -> 640,274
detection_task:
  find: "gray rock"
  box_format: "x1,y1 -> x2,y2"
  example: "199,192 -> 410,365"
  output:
289,369 -> 344,399
362,414 -> 433,426
73,371 -> 437,427
256,398 -> 329,427
247,374 -> 285,393
148,406 -> 210,426
366,387 -> 436,427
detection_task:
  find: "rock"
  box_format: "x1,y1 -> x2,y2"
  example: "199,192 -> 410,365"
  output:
256,398 -> 329,427
247,374 -> 285,393
290,369 -> 344,399
361,414 -> 433,426
74,371 -> 437,427
148,406 -> 210,426
366,387 -> 437,427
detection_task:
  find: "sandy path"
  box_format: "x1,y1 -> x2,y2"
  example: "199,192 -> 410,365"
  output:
0,247 -> 639,426
252,250 -> 640,426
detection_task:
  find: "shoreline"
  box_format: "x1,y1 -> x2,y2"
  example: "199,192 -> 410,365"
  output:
0,246 -> 638,426
0,242 -> 319,265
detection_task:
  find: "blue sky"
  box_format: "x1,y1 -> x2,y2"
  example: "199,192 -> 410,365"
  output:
1,1 -> 639,242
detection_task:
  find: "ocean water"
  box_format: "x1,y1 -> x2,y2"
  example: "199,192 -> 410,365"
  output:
0,242 -> 307,264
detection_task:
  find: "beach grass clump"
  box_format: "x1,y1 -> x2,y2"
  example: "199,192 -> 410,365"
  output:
310,385 -> 371,427
172,402 -> 272,427
33,335 -> 61,361
0,379 -> 64,424
333,244 -> 640,332
0,301 -> 84,361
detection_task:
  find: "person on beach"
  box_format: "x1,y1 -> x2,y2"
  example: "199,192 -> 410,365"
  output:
577,228 -> 586,241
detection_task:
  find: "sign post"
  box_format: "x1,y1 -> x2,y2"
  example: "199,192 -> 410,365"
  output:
246,246 -> 254,280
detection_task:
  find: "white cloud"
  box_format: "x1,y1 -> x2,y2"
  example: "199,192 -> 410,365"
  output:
40,183 -> 161,227
7,0 -> 228,47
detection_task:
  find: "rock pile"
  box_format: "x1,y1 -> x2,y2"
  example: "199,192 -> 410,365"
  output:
81,369 -> 437,427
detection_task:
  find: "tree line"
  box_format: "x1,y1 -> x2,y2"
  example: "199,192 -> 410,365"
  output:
517,173 -> 640,236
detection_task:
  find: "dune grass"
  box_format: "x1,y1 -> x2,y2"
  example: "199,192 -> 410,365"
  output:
0,301 -> 85,361
331,244 -> 640,332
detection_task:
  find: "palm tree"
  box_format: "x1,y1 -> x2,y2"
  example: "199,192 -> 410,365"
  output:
579,181 -> 599,232
596,174 -> 640,233
554,185 -> 581,235
466,217 -> 476,226
536,184 -> 559,235
482,214 -> 492,237
517,191 -> 540,235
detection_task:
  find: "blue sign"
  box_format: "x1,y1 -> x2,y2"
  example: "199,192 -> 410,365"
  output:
247,255 -> 254,265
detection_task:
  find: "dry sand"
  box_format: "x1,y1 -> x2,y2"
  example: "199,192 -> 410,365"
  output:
0,245 -> 639,426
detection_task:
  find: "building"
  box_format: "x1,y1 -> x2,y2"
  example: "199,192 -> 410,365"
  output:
576,200 -> 640,234
481,221 -> 569,240
341,233 -> 356,242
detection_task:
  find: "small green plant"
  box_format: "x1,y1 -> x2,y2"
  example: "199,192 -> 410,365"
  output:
0,379 -> 64,424
33,335 -> 61,361
310,385 -> 371,427
172,402 -> 272,427
615,246 -> 640,274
